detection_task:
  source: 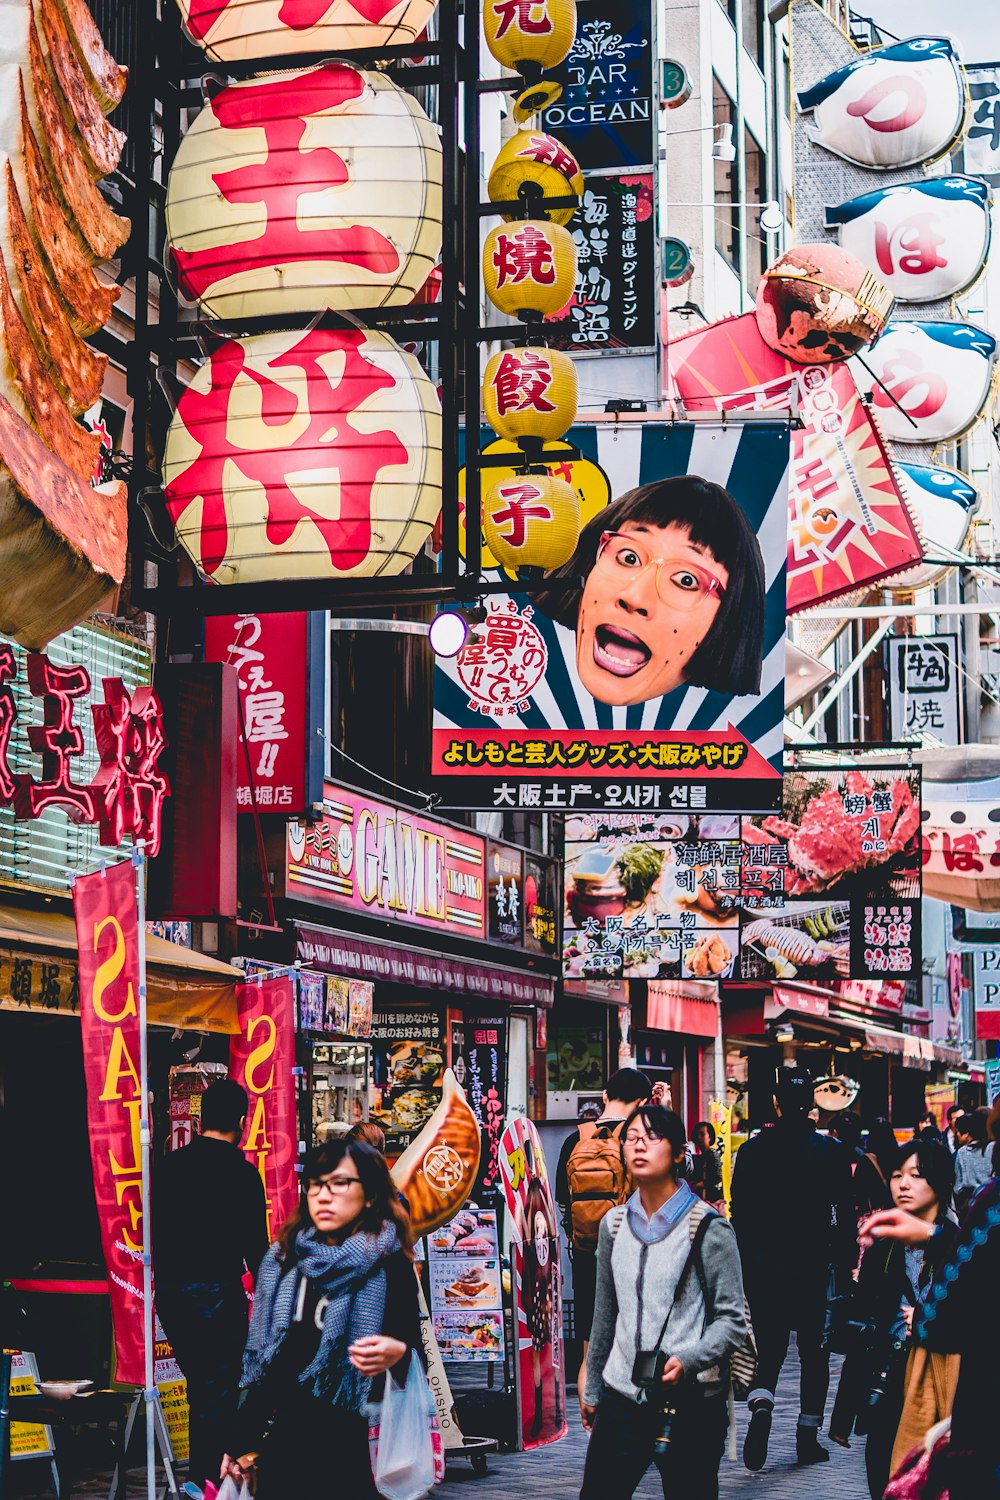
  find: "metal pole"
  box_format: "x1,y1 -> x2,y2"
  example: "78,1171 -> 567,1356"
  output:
803,603 -> 1000,618
799,617 -> 894,736
133,841 -> 156,1500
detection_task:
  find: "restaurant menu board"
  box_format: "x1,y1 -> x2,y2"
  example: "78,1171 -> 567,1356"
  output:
452,1013 -> 508,1207
7,1351 -> 53,1461
370,1006 -> 446,1152
427,1208 -> 506,1362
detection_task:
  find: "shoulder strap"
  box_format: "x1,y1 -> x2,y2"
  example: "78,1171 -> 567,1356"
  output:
575,1121 -> 598,1145
651,1211 -> 713,1354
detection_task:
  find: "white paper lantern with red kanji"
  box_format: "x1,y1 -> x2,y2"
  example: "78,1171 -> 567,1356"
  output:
164,61 -> 442,321
483,471 -> 579,570
488,130 -> 583,227
174,0 -> 439,62
482,0 -> 576,73
483,220 -> 576,320
483,347 -> 577,442
161,325 -> 442,583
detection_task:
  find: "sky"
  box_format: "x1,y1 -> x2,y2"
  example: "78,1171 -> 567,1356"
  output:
862,0 -> 999,63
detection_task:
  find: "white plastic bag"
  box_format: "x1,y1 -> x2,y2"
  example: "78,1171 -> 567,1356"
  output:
213,1477 -> 251,1500
373,1359 -> 436,1500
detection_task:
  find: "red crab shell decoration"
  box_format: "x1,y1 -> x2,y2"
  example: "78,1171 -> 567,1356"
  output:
755,243 -> 893,364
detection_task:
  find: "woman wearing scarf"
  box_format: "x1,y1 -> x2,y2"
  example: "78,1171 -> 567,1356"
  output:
219,1139 -> 421,1497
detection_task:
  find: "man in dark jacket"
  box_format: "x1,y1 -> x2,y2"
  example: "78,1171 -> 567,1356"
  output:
730,1065 -> 857,1472
153,1078 -> 268,1494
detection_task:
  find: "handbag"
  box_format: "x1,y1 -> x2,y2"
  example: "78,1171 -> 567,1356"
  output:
368,1358 -> 437,1500
884,1417 -> 973,1500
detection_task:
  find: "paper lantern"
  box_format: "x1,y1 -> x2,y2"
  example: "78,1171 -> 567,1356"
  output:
755,243 -> 893,364
174,0 -> 439,62
483,347 -> 577,442
483,220 -> 576,320
482,0 -> 576,73
483,472 -> 579,570
165,61 -> 442,321
162,324 -> 442,583
488,130 -> 583,227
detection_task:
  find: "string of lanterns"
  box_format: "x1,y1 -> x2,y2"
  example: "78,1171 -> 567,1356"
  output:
479,0 -> 585,574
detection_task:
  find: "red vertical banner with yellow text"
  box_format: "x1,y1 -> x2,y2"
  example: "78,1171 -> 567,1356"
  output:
74,861 -> 146,1386
230,976 -> 299,1245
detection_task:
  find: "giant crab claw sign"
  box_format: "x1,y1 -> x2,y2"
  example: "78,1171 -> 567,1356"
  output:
165,61 -> 442,321
174,0 -> 440,62
797,37 -> 968,171
850,321 -> 998,444
826,177 -> 992,305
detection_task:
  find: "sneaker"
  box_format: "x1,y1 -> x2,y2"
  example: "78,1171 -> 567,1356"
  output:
796,1427 -> 831,1465
743,1404 -> 772,1471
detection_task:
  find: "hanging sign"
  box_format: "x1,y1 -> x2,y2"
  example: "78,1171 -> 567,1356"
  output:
797,37 -> 967,171
74,859 -> 147,1387
230,975 -> 299,1244
488,842 -> 524,946
545,172 -> 656,350
453,1011 -> 509,1206
888,635 -> 961,744
972,949 -> 1000,1041
541,0 -> 654,171
826,177 -> 992,304
964,67 -> 1000,179
892,464 -> 979,591
851,321 -> 998,443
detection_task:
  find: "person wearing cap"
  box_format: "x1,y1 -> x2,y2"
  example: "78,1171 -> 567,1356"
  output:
730,1064 -> 857,1472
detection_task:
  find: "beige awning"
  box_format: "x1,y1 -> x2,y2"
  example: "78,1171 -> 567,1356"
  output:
0,902 -> 240,1033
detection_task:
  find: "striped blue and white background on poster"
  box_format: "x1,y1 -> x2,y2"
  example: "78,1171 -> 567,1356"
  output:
435,420 -> 788,812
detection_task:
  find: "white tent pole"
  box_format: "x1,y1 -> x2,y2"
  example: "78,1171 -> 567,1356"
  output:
134,840 -> 156,1500
799,618 -> 895,736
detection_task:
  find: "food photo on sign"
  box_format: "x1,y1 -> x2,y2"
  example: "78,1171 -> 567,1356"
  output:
427,1209 -> 506,1362
435,422 -> 788,814
370,1005 -> 446,1151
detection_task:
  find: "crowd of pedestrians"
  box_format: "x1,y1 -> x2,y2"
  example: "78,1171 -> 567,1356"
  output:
149,1072 -> 999,1500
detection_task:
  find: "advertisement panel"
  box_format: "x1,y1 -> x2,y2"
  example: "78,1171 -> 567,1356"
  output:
541,0 -> 654,171
525,852 -> 560,957
972,949 -> 1000,1040
427,1209 -> 506,1362
451,1011 -> 508,1207
888,635 -> 961,744
545,173 -> 655,351
488,841 -> 524,946
74,860 -> 146,1386
435,422 -> 788,813
498,1115 -> 566,1451
287,782 -> 487,940
230,975 -> 299,1244
370,1004 -> 446,1153
964,67 -> 1000,180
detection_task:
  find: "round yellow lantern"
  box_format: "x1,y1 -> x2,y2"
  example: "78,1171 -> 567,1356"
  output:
162,324 -> 442,583
164,61 -> 442,321
488,131 -> 583,227
483,347 -> 578,442
482,0 -> 576,73
174,0 -> 440,62
483,471 -> 580,570
483,220 -> 576,320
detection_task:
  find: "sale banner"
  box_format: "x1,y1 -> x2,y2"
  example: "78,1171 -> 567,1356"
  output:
74,860 -> 147,1387
230,976 -> 299,1244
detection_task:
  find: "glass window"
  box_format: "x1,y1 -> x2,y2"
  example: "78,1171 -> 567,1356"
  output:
780,36 -> 792,118
716,0 -> 737,25
744,128 -> 768,293
742,0 -> 765,69
713,76 -> 740,274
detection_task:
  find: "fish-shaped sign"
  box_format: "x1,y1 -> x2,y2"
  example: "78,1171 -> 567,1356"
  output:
851,321 -> 997,443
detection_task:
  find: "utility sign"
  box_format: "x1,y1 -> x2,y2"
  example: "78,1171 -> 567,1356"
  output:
888,635 -> 961,745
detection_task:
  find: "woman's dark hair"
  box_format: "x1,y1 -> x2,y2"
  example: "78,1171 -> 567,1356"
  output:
865,1118 -> 899,1182
532,477 -> 766,696
963,1105 -> 989,1151
277,1139 -> 413,1261
620,1104 -> 688,1170
695,1120 -> 717,1147
892,1138 -> 955,1222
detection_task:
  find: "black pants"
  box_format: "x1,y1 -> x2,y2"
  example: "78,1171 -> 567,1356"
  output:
749,1296 -> 830,1423
572,1250 -> 597,1343
258,1397 -> 379,1499
863,1347 -> 907,1500
156,1281 -> 248,1490
580,1389 -> 729,1500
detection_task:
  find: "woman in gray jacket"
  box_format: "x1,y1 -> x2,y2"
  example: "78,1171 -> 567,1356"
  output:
580,1104 -> 746,1500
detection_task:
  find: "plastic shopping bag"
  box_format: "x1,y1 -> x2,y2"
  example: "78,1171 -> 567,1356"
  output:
372,1359 -> 436,1500
213,1478 -> 251,1500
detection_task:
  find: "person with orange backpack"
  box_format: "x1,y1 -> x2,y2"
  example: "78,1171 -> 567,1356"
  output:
555,1068 -> 653,1396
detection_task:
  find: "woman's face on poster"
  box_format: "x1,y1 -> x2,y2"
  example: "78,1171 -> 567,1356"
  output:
575,522 -> 728,707
533,1210 -> 550,1268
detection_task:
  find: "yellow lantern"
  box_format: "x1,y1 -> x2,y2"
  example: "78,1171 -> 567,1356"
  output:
162,324 -> 442,583
482,0 -> 576,73
174,0 -> 439,62
483,347 -> 577,442
164,61 -> 442,321
483,220 -> 576,320
488,130 -> 583,227
483,471 -> 580,570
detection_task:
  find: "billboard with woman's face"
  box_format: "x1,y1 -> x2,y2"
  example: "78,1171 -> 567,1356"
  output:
434,421 -> 788,813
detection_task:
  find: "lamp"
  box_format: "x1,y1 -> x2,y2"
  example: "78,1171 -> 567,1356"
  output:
759,200 -> 785,235
428,611 -> 470,658
711,124 -> 735,162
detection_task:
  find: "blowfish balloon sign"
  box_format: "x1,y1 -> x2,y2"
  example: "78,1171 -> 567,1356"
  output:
797,37 -> 968,170
827,177 -> 992,304
851,320 -> 998,443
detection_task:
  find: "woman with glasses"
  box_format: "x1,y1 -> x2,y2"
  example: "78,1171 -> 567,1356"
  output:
219,1140 -> 421,1497
533,477 -> 765,709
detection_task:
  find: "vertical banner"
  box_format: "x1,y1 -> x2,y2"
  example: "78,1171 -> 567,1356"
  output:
74,860 -> 147,1387
230,976 -> 300,1244
498,1116 -> 567,1451
451,1012 -> 509,1207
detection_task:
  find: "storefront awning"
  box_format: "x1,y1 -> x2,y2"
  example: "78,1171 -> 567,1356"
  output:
0,903 -> 240,1032
647,981 -> 719,1038
294,922 -> 555,1007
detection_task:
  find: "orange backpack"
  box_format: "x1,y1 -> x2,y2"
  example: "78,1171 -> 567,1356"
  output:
565,1119 -> 630,1251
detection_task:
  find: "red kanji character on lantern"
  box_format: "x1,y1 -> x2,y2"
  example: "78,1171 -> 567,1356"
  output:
491,350 -> 557,417
489,482 -> 553,546
14,655 -> 96,822
492,225 -> 556,288
0,643 -> 16,801
490,0 -> 554,37
524,133 -> 578,179
89,681 -> 170,858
